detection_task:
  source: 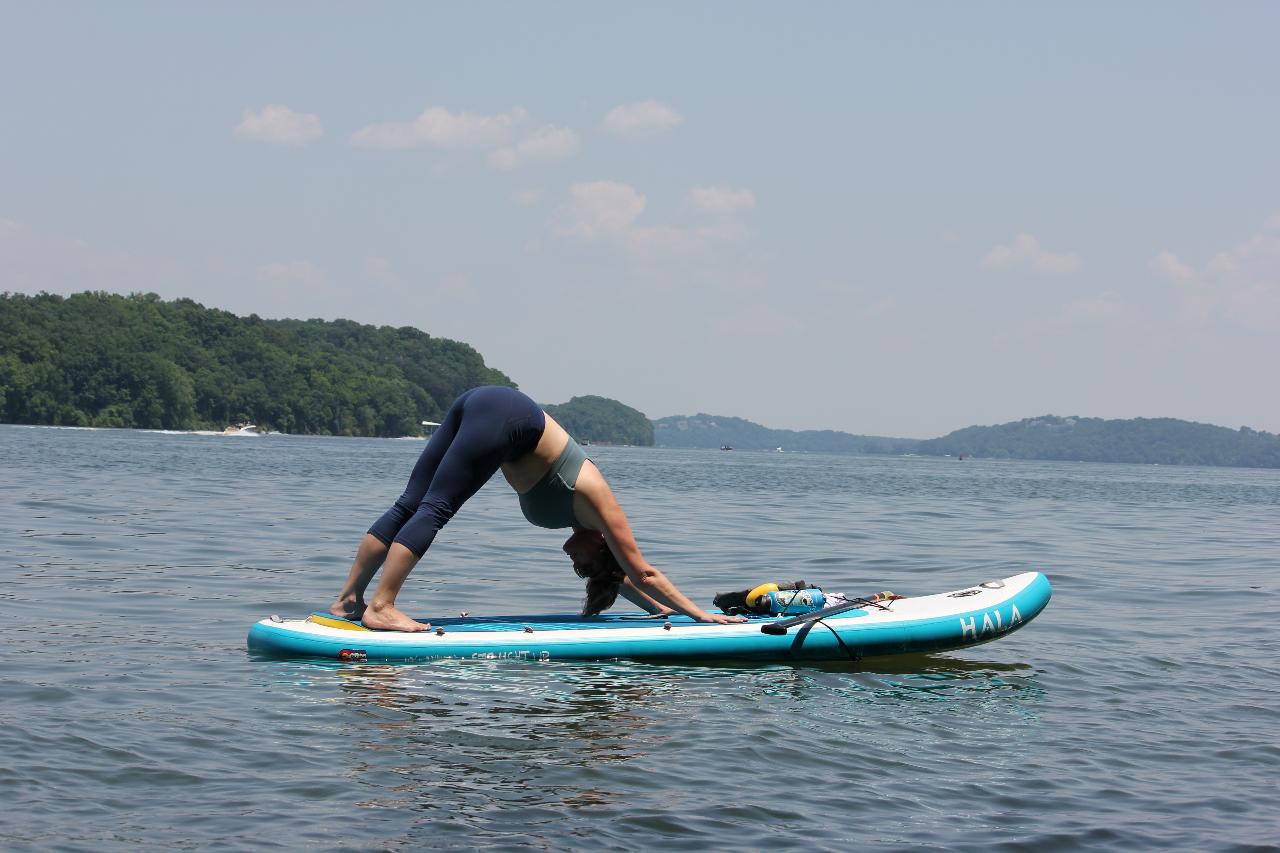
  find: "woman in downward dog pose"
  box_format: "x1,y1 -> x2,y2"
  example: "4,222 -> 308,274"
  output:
330,385 -> 746,631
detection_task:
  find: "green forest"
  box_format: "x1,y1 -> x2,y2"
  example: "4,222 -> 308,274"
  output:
5,291 -> 1279,468
0,291 -> 511,436
918,415 -> 1280,468
652,414 -> 911,454
654,412 -> 1280,468
546,395 -> 655,446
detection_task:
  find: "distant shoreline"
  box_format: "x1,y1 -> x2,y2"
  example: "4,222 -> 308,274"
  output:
4,293 -> 1277,470
7,419 -> 1279,471
650,413 -> 1280,470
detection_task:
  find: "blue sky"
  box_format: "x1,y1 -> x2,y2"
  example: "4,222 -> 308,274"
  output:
3,2 -> 1277,437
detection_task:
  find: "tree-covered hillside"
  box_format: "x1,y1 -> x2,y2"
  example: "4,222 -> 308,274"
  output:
7,292 -> 1278,467
918,415 -> 1280,468
652,412 -> 1280,469
545,395 -> 654,446
652,414 -> 915,453
0,291 -> 511,436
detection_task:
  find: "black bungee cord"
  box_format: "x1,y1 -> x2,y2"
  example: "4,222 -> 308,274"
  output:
807,595 -> 898,663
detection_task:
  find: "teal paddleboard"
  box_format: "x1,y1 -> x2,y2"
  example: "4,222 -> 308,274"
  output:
247,571 -> 1051,663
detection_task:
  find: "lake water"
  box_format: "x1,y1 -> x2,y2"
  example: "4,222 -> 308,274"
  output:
2,424 -> 1277,851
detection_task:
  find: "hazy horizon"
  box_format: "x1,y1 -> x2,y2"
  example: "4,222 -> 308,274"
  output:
645,407 -> 1270,441
3,3 -> 1277,439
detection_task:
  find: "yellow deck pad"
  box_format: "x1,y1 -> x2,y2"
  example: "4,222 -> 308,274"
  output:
306,614 -> 371,632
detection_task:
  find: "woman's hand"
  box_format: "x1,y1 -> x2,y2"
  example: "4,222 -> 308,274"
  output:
695,612 -> 748,624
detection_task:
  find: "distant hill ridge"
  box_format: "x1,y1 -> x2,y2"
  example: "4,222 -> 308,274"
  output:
654,412 -> 1280,469
5,292 -> 1276,468
0,291 -> 511,436
919,414 -> 1280,468
653,414 -> 911,454
546,395 -> 654,446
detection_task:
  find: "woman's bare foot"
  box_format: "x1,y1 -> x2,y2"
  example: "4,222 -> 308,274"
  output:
361,602 -> 430,632
329,595 -> 366,621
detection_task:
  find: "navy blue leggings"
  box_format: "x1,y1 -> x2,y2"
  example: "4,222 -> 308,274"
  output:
368,386 -> 545,557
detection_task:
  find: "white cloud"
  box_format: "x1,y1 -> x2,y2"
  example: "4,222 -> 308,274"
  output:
1062,292 -> 1125,323
982,233 -> 1082,274
1208,213 -> 1280,274
0,217 -> 173,290
256,260 -> 326,284
1150,250 -> 1196,282
812,280 -> 897,321
363,256 -> 400,286
553,181 -> 648,240
1177,288 -> 1218,325
710,304 -> 805,342
233,105 -> 323,146
1206,252 -> 1239,275
626,224 -> 697,251
351,106 -> 528,150
551,181 -> 754,252
691,186 -> 756,213
862,294 -> 898,320
437,272 -> 473,297
1162,215 -> 1280,331
1208,215 -> 1280,331
815,279 -> 867,297
1225,282 -> 1280,332
489,125 -> 580,170
603,100 -> 683,137
0,217 -> 86,253
510,188 -> 543,207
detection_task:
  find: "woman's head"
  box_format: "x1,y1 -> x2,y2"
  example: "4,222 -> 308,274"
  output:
563,529 -> 624,616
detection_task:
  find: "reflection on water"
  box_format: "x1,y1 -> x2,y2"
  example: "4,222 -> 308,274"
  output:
242,652 -> 1050,849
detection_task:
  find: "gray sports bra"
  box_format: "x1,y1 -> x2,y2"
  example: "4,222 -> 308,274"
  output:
518,437 -> 588,529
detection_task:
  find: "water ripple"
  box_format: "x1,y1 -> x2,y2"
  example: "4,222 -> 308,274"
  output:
2,427 -> 1278,851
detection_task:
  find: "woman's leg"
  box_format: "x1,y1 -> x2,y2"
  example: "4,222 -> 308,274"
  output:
328,391 -> 473,619
365,390 -> 472,546
328,533 -> 390,619
361,388 -> 517,630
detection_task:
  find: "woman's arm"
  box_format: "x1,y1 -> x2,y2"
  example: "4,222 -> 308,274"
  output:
617,577 -> 676,615
573,465 -> 745,624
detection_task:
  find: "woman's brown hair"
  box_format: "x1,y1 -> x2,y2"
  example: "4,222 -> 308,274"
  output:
564,530 -> 625,616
